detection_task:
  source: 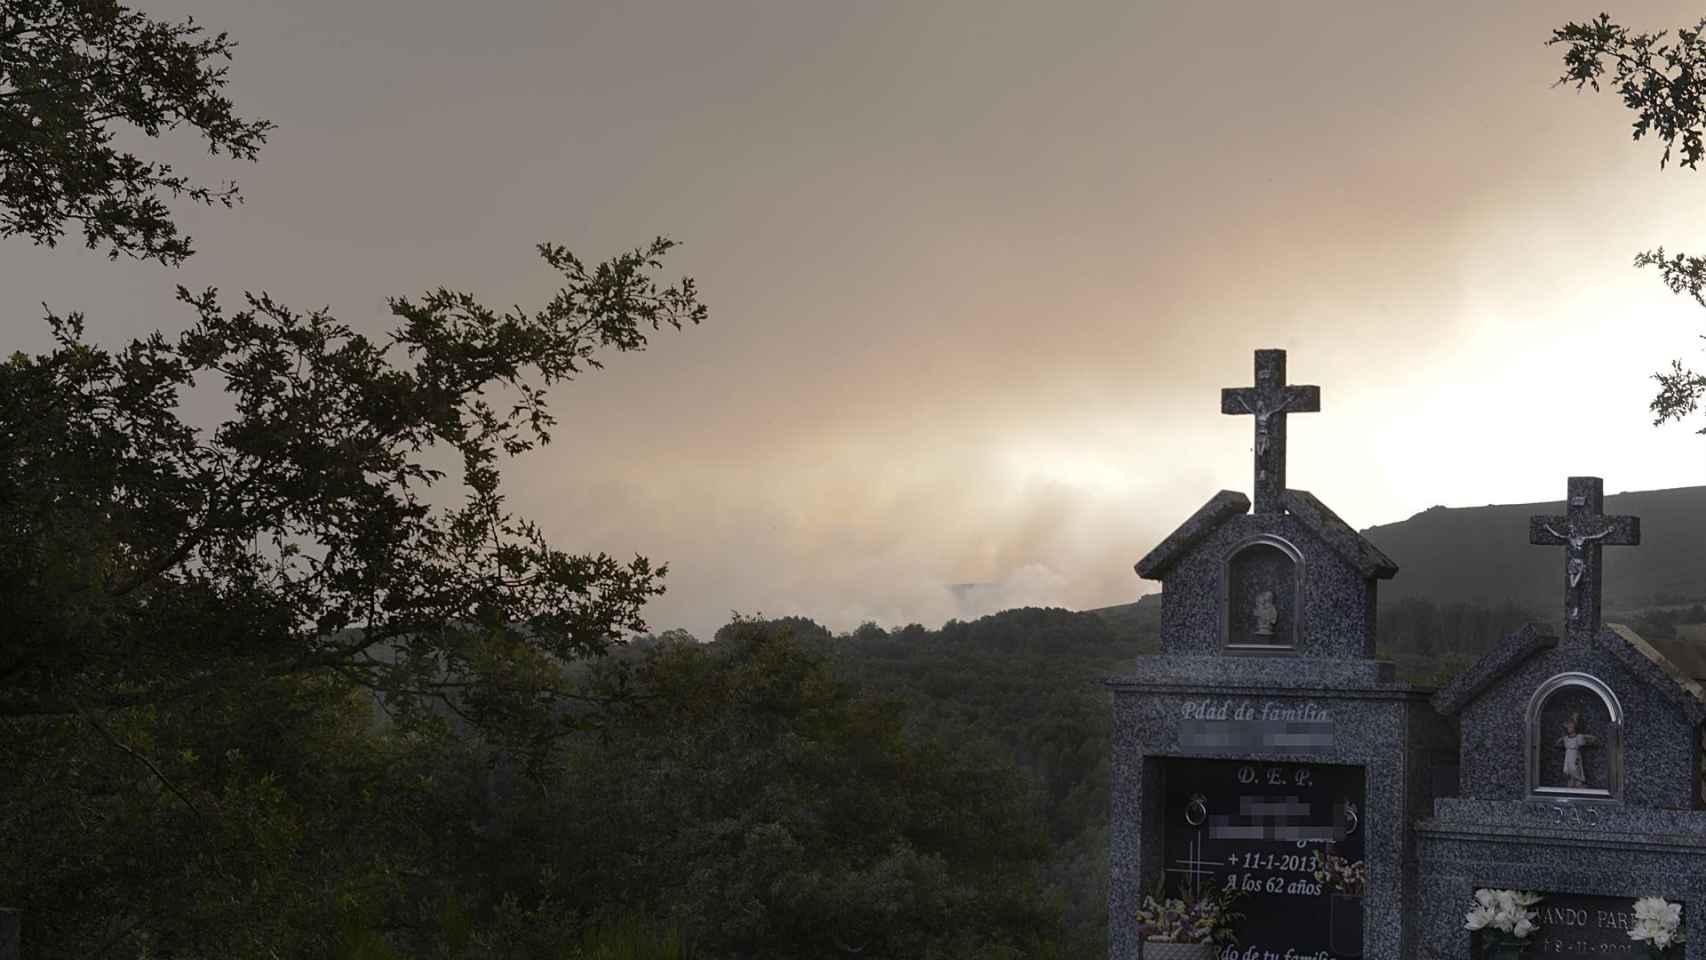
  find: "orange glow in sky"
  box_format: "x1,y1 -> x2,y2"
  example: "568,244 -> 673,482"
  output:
5,1 -> 1705,637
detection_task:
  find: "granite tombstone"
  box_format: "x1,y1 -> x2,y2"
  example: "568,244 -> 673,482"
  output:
1108,349 -> 1457,960
1111,353 -> 1706,958
1417,477 -> 1706,960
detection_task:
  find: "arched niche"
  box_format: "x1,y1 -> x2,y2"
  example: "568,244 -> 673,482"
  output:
1526,672 -> 1624,802
1221,535 -> 1302,651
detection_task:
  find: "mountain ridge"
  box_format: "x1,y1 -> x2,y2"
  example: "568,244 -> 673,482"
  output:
1099,484 -> 1706,620
1359,483 -> 1706,613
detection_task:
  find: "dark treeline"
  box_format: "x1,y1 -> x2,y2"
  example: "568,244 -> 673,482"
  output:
1623,603 -> 1706,639
1377,597 -> 1541,656
723,596 -> 1609,954
1373,598 -> 1547,682
839,609 -> 1140,946
5,616 -> 1080,960
710,607 -> 1148,958
1374,596 -> 1706,660
6,587 -> 1665,958
9,4 -> 1706,959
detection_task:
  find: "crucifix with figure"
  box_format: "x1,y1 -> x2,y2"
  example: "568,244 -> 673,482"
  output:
1530,476 -> 1639,641
1222,349 -> 1320,514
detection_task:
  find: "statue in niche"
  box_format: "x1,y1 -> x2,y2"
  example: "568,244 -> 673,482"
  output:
1557,712 -> 1599,790
1252,590 -> 1278,638
1225,540 -> 1295,649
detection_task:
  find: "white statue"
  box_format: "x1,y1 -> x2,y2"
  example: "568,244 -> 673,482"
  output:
1557,713 -> 1599,790
1253,590 -> 1278,637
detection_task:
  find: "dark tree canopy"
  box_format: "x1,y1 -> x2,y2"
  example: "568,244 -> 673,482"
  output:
1,237 -> 705,744
0,3 -> 1096,957
550,622 -> 1066,959
0,237 -> 706,956
0,0 -> 272,265
1550,14 -> 1706,433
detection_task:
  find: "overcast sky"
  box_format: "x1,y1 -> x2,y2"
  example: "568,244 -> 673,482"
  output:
7,1 -> 1706,638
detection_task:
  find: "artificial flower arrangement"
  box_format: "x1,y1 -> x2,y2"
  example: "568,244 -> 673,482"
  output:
1134,880 -> 1242,945
1628,896 -> 1686,957
1464,888 -> 1542,947
1311,848 -> 1367,896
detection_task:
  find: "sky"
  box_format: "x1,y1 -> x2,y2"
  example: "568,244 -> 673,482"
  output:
6,1 -> 1706,639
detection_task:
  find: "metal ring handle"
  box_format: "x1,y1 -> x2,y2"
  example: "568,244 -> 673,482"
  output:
1186,794 -> 1208,827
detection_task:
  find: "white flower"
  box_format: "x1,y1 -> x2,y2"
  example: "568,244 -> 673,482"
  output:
1627,896 -> 1686,948
1467,889 -> 1542,940
1660,901 -> 1683,928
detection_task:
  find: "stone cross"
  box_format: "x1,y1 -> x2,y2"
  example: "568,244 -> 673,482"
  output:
1529,477 -> 1639,641
1221,349 -> 1320,514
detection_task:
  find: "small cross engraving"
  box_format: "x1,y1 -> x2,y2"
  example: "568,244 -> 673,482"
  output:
1530,477 -> 1639,640
1221,349 -> 1320,514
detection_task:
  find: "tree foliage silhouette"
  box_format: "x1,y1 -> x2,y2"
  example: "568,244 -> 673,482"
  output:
0,0 -> 272,265
0,3 -> 712,955
1551,13 -> 1706,432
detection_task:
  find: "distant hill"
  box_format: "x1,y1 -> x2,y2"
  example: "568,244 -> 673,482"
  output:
1361,485 -> 1706,615
1083,593 -> 1160,643
1088,485 -> 1706,655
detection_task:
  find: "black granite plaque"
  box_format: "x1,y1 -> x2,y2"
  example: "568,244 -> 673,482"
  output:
1162,757 -> 1366,959
1483,892 -> 1683,959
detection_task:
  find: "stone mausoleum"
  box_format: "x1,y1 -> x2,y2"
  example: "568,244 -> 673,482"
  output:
1108,349 -> 1706,960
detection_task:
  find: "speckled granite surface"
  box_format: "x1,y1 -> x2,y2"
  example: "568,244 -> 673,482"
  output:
1150,508 -> 1385,659
1439,624 -> 1701,808
1107,665 -> 1454,960
1415,804 -> 1706,960
1411,479 -> 1706,959
1112,350 -> 1453,960
1109,363 -> 1706,960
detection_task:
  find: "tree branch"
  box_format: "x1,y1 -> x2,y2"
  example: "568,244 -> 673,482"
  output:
73,699 -> 205,820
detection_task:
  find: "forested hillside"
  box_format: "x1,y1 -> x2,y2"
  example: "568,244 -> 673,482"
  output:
767,598 -> 1555,955
9,3 -> 1705,959
1360,485 -> 1706,612
804,583 -> 1706,953
733,608 -> 1153,958
1097,485 -> 1706,672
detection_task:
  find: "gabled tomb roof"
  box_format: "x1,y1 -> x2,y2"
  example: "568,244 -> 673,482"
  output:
1133,490 -> 1248,579
1135,488 -> 1397,582
1432,620 -> 1706,724
1434,474 -> 1706,724
1430,622 -> 1557,717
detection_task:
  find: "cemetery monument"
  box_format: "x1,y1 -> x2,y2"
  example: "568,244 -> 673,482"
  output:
1108,349 -> 1457,959
1109,349 -> 1706,959
1417,475 -> 1706,959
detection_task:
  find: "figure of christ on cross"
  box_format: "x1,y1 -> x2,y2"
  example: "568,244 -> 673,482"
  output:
1529,476 -> 1639,641
1221,349 -> 1320,515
